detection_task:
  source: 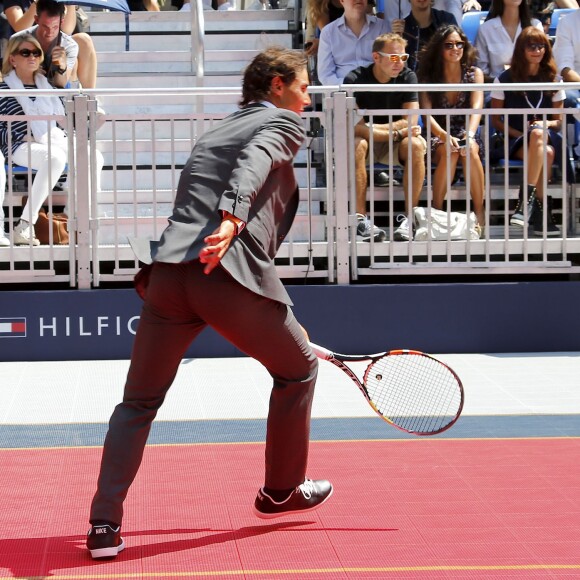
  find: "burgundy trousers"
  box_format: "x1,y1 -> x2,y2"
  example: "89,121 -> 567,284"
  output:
90,260 -> 318,526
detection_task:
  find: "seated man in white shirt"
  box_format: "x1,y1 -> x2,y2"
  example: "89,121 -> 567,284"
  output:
552,8 -> 580,153
317,0 -> 390,86
553,9 -> 580,104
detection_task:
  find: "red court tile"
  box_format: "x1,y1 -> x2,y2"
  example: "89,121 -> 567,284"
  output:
0,438 -> 579,578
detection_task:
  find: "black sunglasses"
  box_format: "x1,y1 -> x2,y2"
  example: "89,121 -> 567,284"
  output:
444,41 -> 465,50
526,42 -> 547,52
16,48 -> 42,58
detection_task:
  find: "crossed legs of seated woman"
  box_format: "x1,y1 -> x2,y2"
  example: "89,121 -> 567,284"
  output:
12,143 -> 68,245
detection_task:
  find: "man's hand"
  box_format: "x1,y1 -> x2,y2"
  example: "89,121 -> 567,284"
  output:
407,125 -> 422,138
391,18 -> 405,34
463,0 -> 481,12
198,219 -> 236,275
51,46 -> 67,73
304,38 -> 319,57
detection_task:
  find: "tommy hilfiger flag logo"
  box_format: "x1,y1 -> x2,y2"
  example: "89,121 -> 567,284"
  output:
0,318 -> 27,338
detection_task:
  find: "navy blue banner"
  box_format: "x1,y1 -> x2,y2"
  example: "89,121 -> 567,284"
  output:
1,281 -> 579,361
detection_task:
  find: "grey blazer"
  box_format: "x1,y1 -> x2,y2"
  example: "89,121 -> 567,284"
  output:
131,104 -> 305,306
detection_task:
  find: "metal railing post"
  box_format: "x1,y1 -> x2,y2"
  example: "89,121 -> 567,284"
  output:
332,91 -> 350,284
72,95 -> 92,289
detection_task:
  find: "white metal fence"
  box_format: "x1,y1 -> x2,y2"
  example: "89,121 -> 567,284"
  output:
1,84 -> 579,288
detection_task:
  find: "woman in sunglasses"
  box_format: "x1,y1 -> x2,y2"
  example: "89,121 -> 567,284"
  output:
0,34 -> 68,246
417,25 -> 486,230
490,26 -> 565,237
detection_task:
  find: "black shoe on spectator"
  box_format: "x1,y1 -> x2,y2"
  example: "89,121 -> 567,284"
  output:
370,171 -> 400,187
510,185 -> 536,227
532,197 -> 560,237
253,478 -> 333,519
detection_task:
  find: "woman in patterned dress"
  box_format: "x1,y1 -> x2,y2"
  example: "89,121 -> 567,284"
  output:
417,24 -> 486,228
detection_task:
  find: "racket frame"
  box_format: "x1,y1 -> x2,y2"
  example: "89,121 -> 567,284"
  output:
310,343 -> 464,436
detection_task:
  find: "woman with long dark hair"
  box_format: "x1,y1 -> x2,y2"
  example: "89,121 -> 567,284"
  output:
418,24 -> 485,228
491,26 -> 565,236
475,0 -> 542,83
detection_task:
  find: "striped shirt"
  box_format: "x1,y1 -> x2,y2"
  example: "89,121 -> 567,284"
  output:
0,81 -> 35,158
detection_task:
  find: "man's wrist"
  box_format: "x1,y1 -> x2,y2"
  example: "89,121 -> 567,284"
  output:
221,211 -> 245,235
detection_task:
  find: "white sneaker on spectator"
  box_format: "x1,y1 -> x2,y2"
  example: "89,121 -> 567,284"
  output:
356,213 -> 386,242
0,232 -> 9,247
13,220 -> 40,246
393,214 -> 412,241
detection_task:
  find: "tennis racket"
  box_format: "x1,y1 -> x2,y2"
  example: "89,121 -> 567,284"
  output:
310,343 -> 464,436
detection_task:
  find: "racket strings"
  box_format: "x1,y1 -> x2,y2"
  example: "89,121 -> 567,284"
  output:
364,353 -> 462,434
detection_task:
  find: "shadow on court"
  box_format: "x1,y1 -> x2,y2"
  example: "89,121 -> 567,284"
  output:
0,522 -> 402,577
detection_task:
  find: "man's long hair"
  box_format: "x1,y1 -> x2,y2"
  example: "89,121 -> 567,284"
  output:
240,47 -> 307,107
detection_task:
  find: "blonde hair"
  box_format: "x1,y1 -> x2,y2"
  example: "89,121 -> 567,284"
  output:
2,35 -> 44,77
306,0 -> 330,31
372,33 -> 407,53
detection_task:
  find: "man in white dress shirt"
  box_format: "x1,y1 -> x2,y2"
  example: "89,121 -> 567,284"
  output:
317,0 -> 390,85
553,9 -> 580,98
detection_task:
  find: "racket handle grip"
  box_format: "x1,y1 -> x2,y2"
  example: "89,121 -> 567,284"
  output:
309,342 -> 333,361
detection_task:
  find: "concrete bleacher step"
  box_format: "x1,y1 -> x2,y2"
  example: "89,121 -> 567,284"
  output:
96,76 -> 242,114
97,73 -> 242,88
89,9 -> 294,53
95,181 -> 326,245
98,164 -> 316,190
97,49 -> 260,75
95,213 -> 326,245
92,32 -> 291,53
88,9 -> 295,34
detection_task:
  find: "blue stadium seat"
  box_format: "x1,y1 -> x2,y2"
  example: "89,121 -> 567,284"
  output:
462,11 -> 488,45
549,8 -> 576,37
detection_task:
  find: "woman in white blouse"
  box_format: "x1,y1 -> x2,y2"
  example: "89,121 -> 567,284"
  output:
475,0 -> 543,83
0,35 -> 68,246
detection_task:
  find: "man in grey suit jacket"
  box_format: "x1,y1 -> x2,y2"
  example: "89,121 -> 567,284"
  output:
86,47 -> 333,561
